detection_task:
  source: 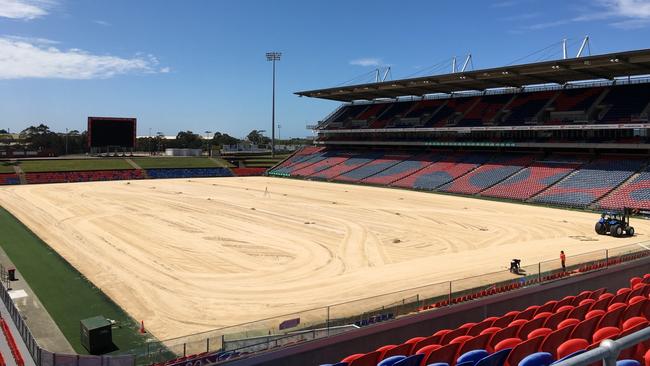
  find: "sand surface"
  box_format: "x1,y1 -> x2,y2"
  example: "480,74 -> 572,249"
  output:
0,177 -> 648,340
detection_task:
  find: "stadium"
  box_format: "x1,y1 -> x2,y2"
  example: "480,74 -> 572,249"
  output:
3,2 -> 650,366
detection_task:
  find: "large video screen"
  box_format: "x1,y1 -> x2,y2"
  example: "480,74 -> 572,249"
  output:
88,117 -> 136,148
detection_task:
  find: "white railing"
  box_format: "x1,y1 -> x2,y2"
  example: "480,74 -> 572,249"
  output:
553,326 -> 650,366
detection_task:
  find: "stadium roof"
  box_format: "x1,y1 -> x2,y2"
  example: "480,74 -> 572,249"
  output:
295,48 -> 650,102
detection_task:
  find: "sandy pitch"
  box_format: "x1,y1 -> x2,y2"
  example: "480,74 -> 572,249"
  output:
0,177 -> 648,340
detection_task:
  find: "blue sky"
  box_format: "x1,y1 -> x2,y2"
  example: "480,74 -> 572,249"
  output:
1,0 -> 650,139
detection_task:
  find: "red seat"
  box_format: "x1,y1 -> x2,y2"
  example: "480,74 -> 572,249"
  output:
422,343 -> 460,366
480,326 -> 502,335
450,335 -> 473,345
592,326 -> 620,343
597,306 -> 625,328
608,302 -> 627,311
493,313 -> 519,328
441,327 -> 469,344
459,322 -> 476,330
622,317 -> 649,331
348,351 -> 381,366
570,315 -> 602,339
610,290 -> 630,305
528,327 -> 553,340
341,354 -> 365,363
515,306 -> 539,321
412,335 -> 442,353
533,312 -> 553,320
557,339 -> 590,360
631,277 -> 643,288
382,343 -> 413,359
590,288 -> 608,299
556,296 -> 575,309
535,301 -> 558,315
540,324 -> 577,358
468,319 -> 497,336
585,310 -> 606,320
544,309 -> 571,330
579,298 -> 596,307
504,336 -> 545,366
568,302 -> 593,320
375,345 -> 396,359
508,319 -> 528,328
494,338 -> 522,352
490,326 -> 520,349
518,317 -> 546,340
558,318 -> 581,330
457,333 -> 491,356
415,344 -> 441,360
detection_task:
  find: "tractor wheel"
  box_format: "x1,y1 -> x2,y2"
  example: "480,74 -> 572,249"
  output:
628,227 -> 635,236
595,222 -> 606,235
612,225 -> 623,237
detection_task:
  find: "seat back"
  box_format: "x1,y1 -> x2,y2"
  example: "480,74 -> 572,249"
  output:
515,307 -> 539,321
458,333 -> 492,356
622,299 -> 647,321
468,319 -> 497,336
592,326 -> 620,343
518,317 -> 547,340
424,343 -> 461,366
597,307 -> 625,329
384,343 -> 415,359
540,324 -> 576,358
590,296 -> 613,312
568,302 -> 593,320
475,348 -> 512,366
518,352 -> 554,366
557,339 -> 590,360
544,310 -> 570,330
442,328 -> 470,344
505,336 -> 545,366
349,351 -> 381,366
393,354 -> 425,366
570,315 -> 602,339
490,326 -> 520,348
493,313 -> 518,328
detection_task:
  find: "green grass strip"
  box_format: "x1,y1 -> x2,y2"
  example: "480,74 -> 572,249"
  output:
0,162 -> 16,174
0,207 -> 153,354
132,157 -> 227,169
19,159 -> 132,172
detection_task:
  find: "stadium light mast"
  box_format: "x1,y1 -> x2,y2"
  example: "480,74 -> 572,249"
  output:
266,51 -> 282,157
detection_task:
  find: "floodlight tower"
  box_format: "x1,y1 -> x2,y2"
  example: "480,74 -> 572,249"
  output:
266,51 -> 281,157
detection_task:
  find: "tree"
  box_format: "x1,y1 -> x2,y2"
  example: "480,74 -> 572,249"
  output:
212,132 -> 240,146
0,129 -> 7,134
175,130 -> 203,149
246,130 -> 270,145
20,124 -> 62,152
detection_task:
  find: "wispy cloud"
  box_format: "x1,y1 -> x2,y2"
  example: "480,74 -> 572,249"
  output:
499,12 -> 541,21
93,19 -> 111,26
0,36 -> 169,79
522,0 -> 650,31
0,0 -> 54,20
349,57 -> 382,67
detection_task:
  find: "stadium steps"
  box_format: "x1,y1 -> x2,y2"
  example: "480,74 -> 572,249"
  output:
125,158 -> 149,178
489,94 -> 518,125
526,162 -> 586,203
591,161 -> 650,210
421,99 -> 450,125
12,162 -> 26,185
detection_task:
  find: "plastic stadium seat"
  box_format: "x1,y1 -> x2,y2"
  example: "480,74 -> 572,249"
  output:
528,328 -> 553,340
341,354 -> 365,363
585,310 -> 606,320
460,323 -> 478,330
557,339 -> 590,360
544,310 -> 571,330
378,356 -> 406,366
383,343 -> 415,359
570,316 -> 602,339
442,328 -> 470,344
450,335 -> 474,345
468,319 -> 497,336
481,327 -> 502,336
556,305 -> 575,313
475,349 -> 511,366
457,350 -> 490,365
578,299 -> 596,307
504,336 -> 545,366
597,307 -> 625,328
518,352 -> 554,366
618,361 -> 641,366
494,338 -> 522,352
491,327 -> 521,349
540,325 -> 577,358
592,326 -> 620,343
557,318 -> 580,330
413,335 -> 442,353
414,344 -> 441,358
516,306 -> 540,321
622,317 -> 648,331
349,351 -> 381,366
518,317 -> 547,340
568,302 -> 593,320
458,333 -> 492,356
422,343 -> 461,366
556,296 -> 575,309
392,354 -> 424,366
609,302 -> 627,311
493,313 -> 519,328
509,319 -> 528,328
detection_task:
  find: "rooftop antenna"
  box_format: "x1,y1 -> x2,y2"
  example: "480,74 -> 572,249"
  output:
381,66 -> 391,82
562,38 -> 568,59
452,56 -> 457,73
461,54 -> 473,72
576,35 -> 590,58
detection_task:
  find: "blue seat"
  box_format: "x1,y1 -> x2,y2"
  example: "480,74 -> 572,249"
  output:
458,350 -> 490,365
617,360 -> 641,366
394,354 -> 425,366
427,363 -> 449,366
475,348 -> 511,366
378,356 -> 406,366
518,352 -> 554,366
550,350 -> 586,365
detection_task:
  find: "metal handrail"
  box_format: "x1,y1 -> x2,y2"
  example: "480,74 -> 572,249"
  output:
552,326 -> 650,366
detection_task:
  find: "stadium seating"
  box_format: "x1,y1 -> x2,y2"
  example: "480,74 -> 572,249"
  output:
231,167 -> 267,176
361,153 -> 441,185
268,150 -> 329,175
438,154 -> 535,194
532,157 -> 644,207
271,146 -> 324,169
597,84 -> 650,124
598,168 -> 650,210
25,169 -> 145,184
145,168 -> 233,179
312,152 -> 385,180
0,173 -> 20,185
459,94 -> 514,127
336,155 -> 408,182
391,153 -> 491,191
500,91 -> 557,126
481,160 -> 583,200
323,274 -> 650,366
291,151 -> 350,177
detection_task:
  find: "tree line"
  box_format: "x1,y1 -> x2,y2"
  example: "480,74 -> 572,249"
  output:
0,124 -> 307,155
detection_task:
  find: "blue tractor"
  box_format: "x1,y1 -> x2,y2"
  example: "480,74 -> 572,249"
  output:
595,207 -> 635,237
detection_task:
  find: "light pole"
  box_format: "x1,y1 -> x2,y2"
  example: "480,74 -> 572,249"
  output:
204,130 -> 212,157
266,51 -> 281,157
